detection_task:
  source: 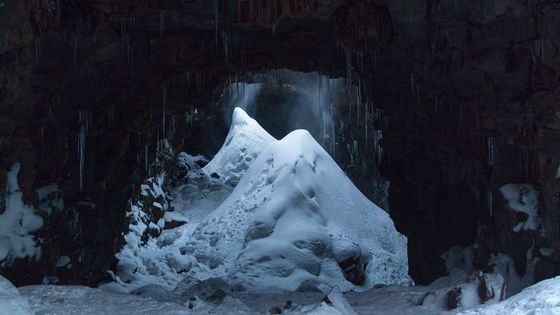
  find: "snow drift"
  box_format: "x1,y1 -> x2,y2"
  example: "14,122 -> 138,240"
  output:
116,107 -> 410,294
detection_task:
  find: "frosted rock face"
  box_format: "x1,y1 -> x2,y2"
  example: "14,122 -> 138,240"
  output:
0,275 -> 33,315
203,107 -> 276,184
188,113 -> 410,292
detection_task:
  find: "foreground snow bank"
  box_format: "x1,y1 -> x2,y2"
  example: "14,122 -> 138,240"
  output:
457,276 -> 560,315
19,285 -> 191,315
0,275 -> 33,315
14,275 -> 559,314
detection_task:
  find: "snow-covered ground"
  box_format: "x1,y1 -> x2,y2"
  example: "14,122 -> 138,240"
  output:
3,274 -> 559,314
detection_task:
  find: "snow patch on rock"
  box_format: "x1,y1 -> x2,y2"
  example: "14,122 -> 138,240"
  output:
499,183 -> 541,232
0,163 -> 44,264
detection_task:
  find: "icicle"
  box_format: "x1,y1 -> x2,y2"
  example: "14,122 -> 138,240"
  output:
78,110 -> 91,192
34,38 -> 41,65
64,136 -> 69,165
162,81 -> 166,138
365,121 -> 368,147
374,130 -> 383,166
73,35 -> 78,70
160,10 -> 165,39
144,144 -> 148,172
345,48 -> 352,91
56,0 -> 60,24
487,190 -> 493,218
214,0 -> 219,48
170,116 -> 176,139
487,137 -> 496,166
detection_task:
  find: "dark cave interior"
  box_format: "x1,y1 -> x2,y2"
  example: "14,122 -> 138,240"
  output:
0,0 -> 559,301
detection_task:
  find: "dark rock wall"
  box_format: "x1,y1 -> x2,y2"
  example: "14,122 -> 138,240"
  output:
0,0 -> 559,287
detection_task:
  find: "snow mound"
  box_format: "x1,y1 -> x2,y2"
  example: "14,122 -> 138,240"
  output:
203,107 -> 275,184
457,276 -> 560,315
0,275 -> 33,315
188,128 -> 410,292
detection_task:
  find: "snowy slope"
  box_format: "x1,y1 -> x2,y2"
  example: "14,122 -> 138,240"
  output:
202,107 -> 276,184
187,128 -> 410,292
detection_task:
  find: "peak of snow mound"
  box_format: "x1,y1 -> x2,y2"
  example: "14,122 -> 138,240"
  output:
203,107 -> 275,184
189,128 -> 411,292
231,107 -> 253,127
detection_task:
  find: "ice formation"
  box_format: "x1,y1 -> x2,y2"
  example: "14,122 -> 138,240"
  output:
0,163 -> 44,264
115,108 -> 410,294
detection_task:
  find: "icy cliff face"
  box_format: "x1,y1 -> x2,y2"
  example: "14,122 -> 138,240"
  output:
116,108 -> 410,293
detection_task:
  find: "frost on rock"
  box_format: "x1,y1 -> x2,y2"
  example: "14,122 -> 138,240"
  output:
115,108 -> 410,294
499,183 -> 541,232
0,163 -> 44,264
36,183 -> 64,214
188,127 -> 410,292
489,252 -> 536,297
203,107 -> 275,185
0,275 -> 33,315
117,173 -> 169,283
